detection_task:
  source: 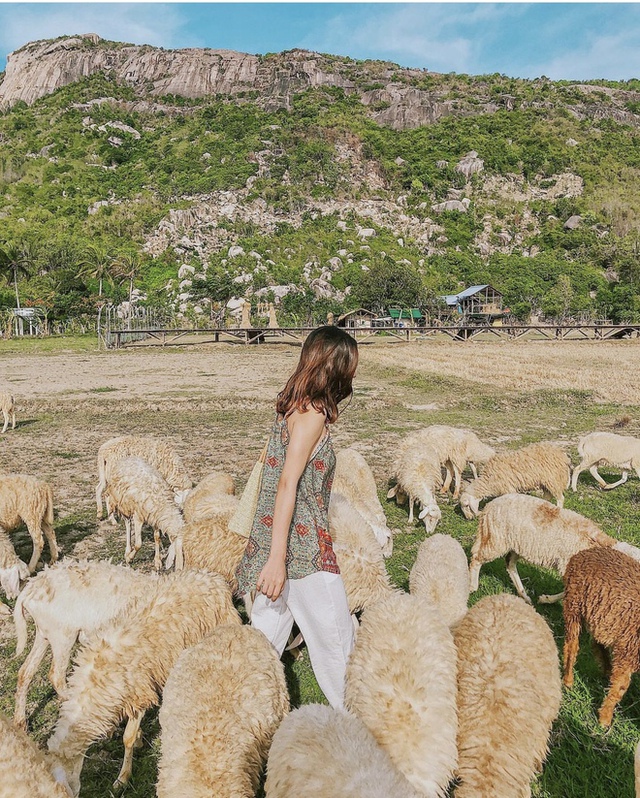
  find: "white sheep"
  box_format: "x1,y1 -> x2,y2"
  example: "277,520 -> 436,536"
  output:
459,442 -> 570,519
95,434 -> 192,520
0,712 -> 72,797
182,470 -> 236,523
47,569 -> 241,796
157,624 -> 289,798
333,448 -> 394,556
454,593 -> 562,797
0,529 -> 30,599
345,592 -> 457,797
399,426 -> 495,499
0,390 -> 16,434
409,533 -> 469,627
13,559 -> 156,729
265,704 -> 423,798
103,456 -> 184,570
0,473 -> 58,572
387,445 -> 442,533
571,431 -> 640,491
329,493 -> 395,614
469,493 -> 616,604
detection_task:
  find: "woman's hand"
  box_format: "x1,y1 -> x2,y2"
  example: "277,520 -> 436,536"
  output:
256,556 -> 287,600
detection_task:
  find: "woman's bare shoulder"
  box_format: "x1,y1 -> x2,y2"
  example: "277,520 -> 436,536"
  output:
287,406 -> 326,435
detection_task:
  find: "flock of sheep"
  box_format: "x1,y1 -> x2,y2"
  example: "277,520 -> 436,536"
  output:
1,382 -> 640,795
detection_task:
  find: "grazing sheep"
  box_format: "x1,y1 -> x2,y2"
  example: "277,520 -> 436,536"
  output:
563,547 -> 640,727
459,442 -> 570,519
454,593 -> 561,798
571,431 -> 640,491
182,471 -> 236,523
329,494 -> 396,614
47,569 -> 241,796
13,560 -> 156,729
345,592 -> 457,797
334,448 -> 394,556
0,473 -> 57,572
469,494 -> 615,604
0,529 -> 30,599
409,534 -> 469,627
157,624 -> 289,798
400,426 -> 495,499
177,495 -> 246,588
265,704 -> 422,798
0,712 -> 72,797
0,390 -> 16,434
103,456 -> 184,570
96,435 -> 192,519
387,445 -> 443,533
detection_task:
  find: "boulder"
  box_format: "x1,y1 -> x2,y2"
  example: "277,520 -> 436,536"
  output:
563,215 -> 582,230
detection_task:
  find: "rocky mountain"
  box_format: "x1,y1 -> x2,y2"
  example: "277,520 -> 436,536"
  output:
1,34 -> 640,325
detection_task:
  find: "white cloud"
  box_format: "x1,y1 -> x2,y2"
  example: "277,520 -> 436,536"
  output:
528,31 -> 640,81
0,3 -> 199,61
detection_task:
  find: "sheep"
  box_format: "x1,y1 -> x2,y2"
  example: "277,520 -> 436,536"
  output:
182,470 -> 236,523
13,559 -> 157,730
409,533 -> 469,627
454,593 -> 561,798
571,431 -> 640,491
387,444 -> 442,533
0,712 -> 72,797
333,448 -> 394,556
400,426 -> 495,499
345,592 -> 457,797
562,546 -> 640,727
265,704 -> 423,798
0,528 -> 30,599
47,569 -> 241,796
0,390 -> 16,433
157,624 -> 289,798
328,493 -> 396,614
459,442 -> 571,519
103,456 -> 184,570
0,473 -> 57,573
469,493 -> 615,604
95,434 -> 192,520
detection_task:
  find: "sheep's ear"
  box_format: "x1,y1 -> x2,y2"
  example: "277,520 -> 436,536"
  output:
387,486 -> 398,499
418,507 -> 431,520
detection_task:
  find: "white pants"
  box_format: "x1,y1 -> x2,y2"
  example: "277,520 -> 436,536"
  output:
251,571 -> 355,710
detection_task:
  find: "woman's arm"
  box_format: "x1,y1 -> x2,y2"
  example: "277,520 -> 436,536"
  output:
256,408 -> 326,600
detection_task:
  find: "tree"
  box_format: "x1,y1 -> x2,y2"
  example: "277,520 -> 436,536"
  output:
0,240 -> 38,309
354,256 -> 428,313
77,244 -> 114,297
111,252 -> 142,311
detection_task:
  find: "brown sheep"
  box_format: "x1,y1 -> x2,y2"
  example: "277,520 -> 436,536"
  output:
563,547 -> 640,727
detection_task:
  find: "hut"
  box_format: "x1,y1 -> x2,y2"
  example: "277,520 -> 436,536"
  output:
336,308 -> 377,328
440,285 -> 505,322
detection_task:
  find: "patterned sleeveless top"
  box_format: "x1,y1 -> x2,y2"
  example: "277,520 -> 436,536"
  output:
235,412 -> 340,596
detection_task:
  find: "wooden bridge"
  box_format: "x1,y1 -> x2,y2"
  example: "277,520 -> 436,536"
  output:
105,323 -> 640,349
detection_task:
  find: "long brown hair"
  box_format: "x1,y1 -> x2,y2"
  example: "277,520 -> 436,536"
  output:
276,326 -> 358,423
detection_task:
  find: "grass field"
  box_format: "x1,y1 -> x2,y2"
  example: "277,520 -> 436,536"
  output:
0,336 -> 639,797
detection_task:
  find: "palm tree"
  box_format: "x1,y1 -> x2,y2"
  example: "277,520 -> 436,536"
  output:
77,244 -> 114,297
0,240 -> 37,309
111,252 -> 142,315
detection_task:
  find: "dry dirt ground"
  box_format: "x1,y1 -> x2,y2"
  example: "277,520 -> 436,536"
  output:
1,337 -> 640,797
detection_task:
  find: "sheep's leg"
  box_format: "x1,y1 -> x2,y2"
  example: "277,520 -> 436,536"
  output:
469,462 -> 478,480
113,710 -> 145,790
133,516 -> 143,560
408,494 -> 414,523
42,521 -> 59,563
555,492 -> 564,509
588,465 -> 610,489
25,523 -> 44,573
153,527 -> 163,571
441,465 -> 453,495
562,615 -> 581,688
14,631 -> 49,729
571,461 -> 587,491
599,660 -> 632,728
124,518 -> 133,563
48,635 -> 76,698
601,470 -> 629,491
468,557 -> 482,592
1,409 -> 8,434
538,591 -> 565,604
505,552 -> 532,605
95,482 -> 104,520
174,537 -> 184,571
452,464 -> 463,500
11,410 -> 15,430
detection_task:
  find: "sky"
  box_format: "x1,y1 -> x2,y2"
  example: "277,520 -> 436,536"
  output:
1,2 -> 640,82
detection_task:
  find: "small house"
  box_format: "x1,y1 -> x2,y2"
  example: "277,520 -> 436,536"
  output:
336,308 -> 377,328
387,307 -> 424,327
440,285 -> 505,321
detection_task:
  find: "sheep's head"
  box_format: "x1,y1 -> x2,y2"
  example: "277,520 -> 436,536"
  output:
460,492 -> 480,519
174,488 -> 191,508
386,484 -> 408,506
371,522 -> 394,557
418,501 -> 442,534
0,560 -> 29,599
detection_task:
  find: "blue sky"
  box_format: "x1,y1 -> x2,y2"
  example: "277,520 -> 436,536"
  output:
1,3 -> 640,81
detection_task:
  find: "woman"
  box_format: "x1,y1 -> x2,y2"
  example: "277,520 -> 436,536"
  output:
235,325 -> 358,709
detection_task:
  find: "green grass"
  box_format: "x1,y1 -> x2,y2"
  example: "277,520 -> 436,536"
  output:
0,334 -> 98,355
